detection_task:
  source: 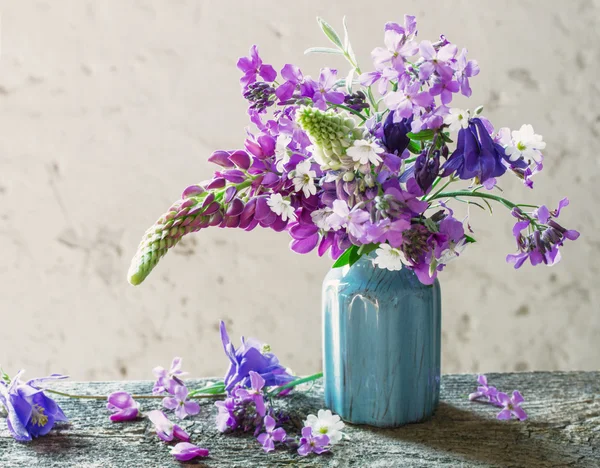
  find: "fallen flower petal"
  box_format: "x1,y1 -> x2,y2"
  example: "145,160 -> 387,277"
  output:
170,442 -> 209,461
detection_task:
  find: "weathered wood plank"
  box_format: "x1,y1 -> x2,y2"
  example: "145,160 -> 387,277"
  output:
1,372 -> 599,467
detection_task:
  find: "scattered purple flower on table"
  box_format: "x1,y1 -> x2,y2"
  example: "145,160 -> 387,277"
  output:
237,45 -> 277,89
170,442 -> 209,461
215,397 -> 238,433
234,371 -> 267,418
147,410 -> 190,442
0,371 -> 68,442
107,391 -> 140,422
298,426 -> 330,456
468,374 -> 499,404
496,391 -> 528,421
162,385 -> 200,420
220,321 -> 294,393
257,415 -> 287,452
153,357 -> 187,395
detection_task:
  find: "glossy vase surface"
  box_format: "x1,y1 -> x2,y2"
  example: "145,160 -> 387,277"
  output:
322,254 -> 441,427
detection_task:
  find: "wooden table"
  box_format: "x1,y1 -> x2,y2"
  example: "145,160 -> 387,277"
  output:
1,372 -> 598,467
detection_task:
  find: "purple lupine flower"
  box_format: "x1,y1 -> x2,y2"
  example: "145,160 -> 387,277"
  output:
152,357 -> 187,395
147,410 -> 190,442
385,81 -> 435,120
418,40 -> 458,81
220,322 -> 294,393
257,415 -> 286,452
107,391 -> 141,422
371,28 -> 418,70
454,48 -> 480,97
496,391 -> 528,421
170,442 -> 209,461
297,426 -> 330,456
237,45 -> 277,89
311,68 -> 346,110
162,385 -> 200,420
234,371 -> 266,418
0,371 -> 68,442
442,118 -> 508,184
468,375 -> 499,404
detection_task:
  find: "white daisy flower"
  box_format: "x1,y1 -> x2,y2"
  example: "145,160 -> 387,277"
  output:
373,243 -> 408,271
504,124 -> 546,164
291,160 -> 317,197
267,193 -> 296,222
346,139 -> 384,167
304,409 -> 345,445
443,108 -> 470,132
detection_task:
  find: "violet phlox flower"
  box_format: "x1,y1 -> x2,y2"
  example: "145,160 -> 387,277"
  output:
297,426 -> 330,456
496,391 -> 528,421
418,40 -> 458,82
0,371 -> 68,442
326,200 -> 370,239
215,396 -> 238,433
384,81 -> 435,120
162,385 -> 200,420
237,45 -> 277,89
170,442 -> 209,461
453,48 -> 480,97
275,64 -> 315,102
257,415 -> 287,452
311,68 -> 346,110
107,391 -> 141,422
220,321 -> 294,393
147,410 -> 190,442
371,25 -> 418,71
468,374 -> 499,404
234,371 -> 267,418
152,357 -> 187,395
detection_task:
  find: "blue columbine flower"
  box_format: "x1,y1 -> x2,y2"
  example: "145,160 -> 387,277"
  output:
0,371 -> 68,442
442,118 -> 509,184
220,322 -> 294,393
381,112 -> 412,156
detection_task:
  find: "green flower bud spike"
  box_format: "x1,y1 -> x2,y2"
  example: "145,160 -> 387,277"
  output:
296,106 -> 360,170
127,195 -> 213,285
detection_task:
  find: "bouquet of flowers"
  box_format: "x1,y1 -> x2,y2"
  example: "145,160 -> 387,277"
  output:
127,16 -> 579,286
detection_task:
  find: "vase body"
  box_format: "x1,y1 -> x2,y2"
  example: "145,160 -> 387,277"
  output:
322,254 -> 441,427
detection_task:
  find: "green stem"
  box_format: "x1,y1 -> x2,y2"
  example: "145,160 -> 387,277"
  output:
428,190 -> 519,209
328,104 -> 367,121
425,177 -> 456,202
267,372 -> 324,396
45,388 -> 225,400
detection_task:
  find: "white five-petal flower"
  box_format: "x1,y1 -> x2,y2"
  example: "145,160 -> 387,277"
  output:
503,124 -> 546,164
267,193 -> 296,222
291,160 -> 317,197
346,139 -> 384,167
373,243 -> 408,271
274,133 -> 293,172
443,108 -> 470,132
304,409 -> 345,445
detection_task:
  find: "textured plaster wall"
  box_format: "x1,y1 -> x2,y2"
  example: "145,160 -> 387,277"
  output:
0,0 -> 598,380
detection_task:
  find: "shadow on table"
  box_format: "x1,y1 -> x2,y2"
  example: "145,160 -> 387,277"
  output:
354,402 -> 579,467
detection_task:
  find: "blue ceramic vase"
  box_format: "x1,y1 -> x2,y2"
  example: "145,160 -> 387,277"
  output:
322,254 -> 441,427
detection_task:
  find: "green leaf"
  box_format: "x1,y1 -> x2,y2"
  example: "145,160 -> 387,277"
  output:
464,235 -> 477,244
407,140 -> 422,154
345,68 -> 354,94
441,132 -> 453,143
407,129 -> 435,141
304,47 -> 344,55
316,17 -> 344,49
357,243 -> 379,257
342,16 -> 350,50
332,245 -> 359,268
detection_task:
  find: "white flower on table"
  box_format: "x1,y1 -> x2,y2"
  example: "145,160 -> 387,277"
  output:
373,243 -> 408,271
304,409 -> 345,445
291,160 -> 317,197
346,139 -> 383,167
267,193 -> 296,222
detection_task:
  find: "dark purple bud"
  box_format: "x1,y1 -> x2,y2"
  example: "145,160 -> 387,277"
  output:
221,170 -> 246,183
228,150 -> 251,170
206,178 -> 226,190
224,186 -> 237,204
226,198 -> 245,217
181,185 -> 205,198
414,152 -> 440,193
208,150 -> 234,168
382,112 -> 412,155
242,218 -> 259,231
201,192 -> 215,208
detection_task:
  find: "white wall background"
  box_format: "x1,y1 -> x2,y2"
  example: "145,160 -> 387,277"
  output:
0,0 -> 598,381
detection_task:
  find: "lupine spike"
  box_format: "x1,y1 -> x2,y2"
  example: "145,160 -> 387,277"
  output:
128,197 -> 210,285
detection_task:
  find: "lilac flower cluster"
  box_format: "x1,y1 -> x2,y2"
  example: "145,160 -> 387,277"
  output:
469,375 -> 528,421
128,15 -> 579,287
0,371 -> 68,442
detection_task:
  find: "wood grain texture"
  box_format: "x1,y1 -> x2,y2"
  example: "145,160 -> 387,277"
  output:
1,372 -> 599,467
